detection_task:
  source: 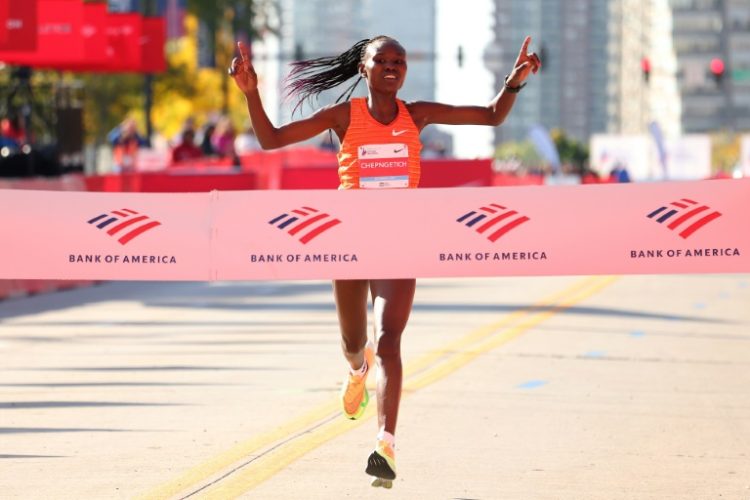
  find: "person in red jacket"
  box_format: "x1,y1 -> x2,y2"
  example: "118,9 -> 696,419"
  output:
170,128 -> 203,165
230,34 -> 540,487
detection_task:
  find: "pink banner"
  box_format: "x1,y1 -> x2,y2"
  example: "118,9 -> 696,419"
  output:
1,179 -> 748,280
1,190 -> 211,280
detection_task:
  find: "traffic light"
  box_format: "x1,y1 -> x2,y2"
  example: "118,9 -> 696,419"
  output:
641,57 -> 651,83
709,57 -> 725,85
294,43 -> 304,61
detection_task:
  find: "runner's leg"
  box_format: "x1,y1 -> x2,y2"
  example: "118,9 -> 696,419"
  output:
369,278 -> 416,435
333,279 -> 370,370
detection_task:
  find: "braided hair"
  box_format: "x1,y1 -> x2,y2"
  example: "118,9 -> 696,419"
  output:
284,35 -> 396,115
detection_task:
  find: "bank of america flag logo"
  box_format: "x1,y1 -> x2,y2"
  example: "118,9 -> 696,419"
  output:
87,208 -> 161,245
457,203 -> 530,242
269,206 -> 341,244
647,198 -> 722,239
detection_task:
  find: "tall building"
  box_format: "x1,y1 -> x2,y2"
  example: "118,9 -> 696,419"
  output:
727,0 -> 750,131
275,0 -> 437,125
485,0 -> 748,148
647,0 -> 682,138
671,0 -> 750,132
610,0 -> 681,138
485,0 -> 613,143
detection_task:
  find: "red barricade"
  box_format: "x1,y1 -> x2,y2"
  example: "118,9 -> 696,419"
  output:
278,158 -> 495,189
420,159 -> 493,187
492,172 -> 545,186
85,171 -> 258,192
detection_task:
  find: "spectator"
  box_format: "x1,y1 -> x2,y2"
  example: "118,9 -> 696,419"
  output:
609,161 -> 631,183
170,129 -> 204,165
199,122 -> 217,156
0,121 -> 20,151
107,118 -> 147,172
211,116 -> 240,166
1,117 -> 26,146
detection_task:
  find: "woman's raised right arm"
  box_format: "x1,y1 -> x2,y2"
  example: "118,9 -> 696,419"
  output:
230,42 -> 345,150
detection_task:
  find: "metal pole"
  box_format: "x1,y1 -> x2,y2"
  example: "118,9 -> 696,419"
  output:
144,74 -> 154,147
143,0 -> 156,147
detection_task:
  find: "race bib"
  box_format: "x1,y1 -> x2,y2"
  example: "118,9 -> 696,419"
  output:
358,143 -> 409,189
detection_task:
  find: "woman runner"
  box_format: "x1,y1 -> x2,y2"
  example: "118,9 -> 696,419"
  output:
229,35 -> 540,487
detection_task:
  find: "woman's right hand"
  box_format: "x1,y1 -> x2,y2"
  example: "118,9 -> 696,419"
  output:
229,41 -> 258,94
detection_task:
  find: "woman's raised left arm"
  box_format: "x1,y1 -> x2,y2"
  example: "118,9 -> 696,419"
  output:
409,36 -> 541,129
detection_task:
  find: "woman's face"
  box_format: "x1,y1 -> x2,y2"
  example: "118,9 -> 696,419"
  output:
360,39 -> 407,93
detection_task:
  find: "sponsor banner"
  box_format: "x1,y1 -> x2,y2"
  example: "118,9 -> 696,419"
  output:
590,134 -> 653,181
663,135 -> 712,180
0,0 -> 86,68
591,134 -> 713,182
81,2 -> 109,65
1,180 -> 749,281
103,12 -> 142,71
0,190 -> 211,281
0,4 -> 149,73
140,16 -> 166,73
0,0 -> 37,50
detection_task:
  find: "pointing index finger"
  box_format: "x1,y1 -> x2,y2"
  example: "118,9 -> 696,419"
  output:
519,36 -> 531,57
238,41 -> 250,62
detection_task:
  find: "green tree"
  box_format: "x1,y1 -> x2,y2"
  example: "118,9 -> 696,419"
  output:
79,1 -> 279,145
494,140 -> 543,170
710,131 -> 740,175
550,128 -> 589,171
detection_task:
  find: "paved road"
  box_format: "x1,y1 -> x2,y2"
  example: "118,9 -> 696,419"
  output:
1,275 -> 749,499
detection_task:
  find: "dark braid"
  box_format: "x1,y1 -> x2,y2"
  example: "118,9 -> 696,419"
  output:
284,36 -> 395,115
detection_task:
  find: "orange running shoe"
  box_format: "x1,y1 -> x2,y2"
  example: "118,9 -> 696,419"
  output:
366,439 -> 396,487
340,341 -> 375,420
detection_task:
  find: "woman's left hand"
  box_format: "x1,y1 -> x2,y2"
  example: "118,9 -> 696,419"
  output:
508,36 -> 542,86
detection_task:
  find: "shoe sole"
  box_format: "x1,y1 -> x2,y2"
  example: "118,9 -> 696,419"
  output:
370,477 -> 393,488
365,450 -> 396,480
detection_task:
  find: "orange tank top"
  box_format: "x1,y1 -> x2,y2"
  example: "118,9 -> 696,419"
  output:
337,97 -> 422,189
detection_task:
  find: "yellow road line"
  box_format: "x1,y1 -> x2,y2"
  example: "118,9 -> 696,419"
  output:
406,275 -> 619,391
139,403 -> 340,500
403,275 -> 606,379
141,275 -> 618,499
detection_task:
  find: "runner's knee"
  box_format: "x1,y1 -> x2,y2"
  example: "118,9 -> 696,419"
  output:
375,330 -> 402,359
341,333 -> 367,355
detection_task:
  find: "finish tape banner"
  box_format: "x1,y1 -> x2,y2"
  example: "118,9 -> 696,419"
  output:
1,179 -> 749,281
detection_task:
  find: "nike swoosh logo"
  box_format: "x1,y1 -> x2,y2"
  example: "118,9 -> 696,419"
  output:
392,130 -> 407,136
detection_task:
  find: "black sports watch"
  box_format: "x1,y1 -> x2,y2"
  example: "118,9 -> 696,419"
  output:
504,74 -> 527,93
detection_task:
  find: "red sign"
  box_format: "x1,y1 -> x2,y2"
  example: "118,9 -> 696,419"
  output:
0,0 -> 38,51
65,6 -> 138,72
83,13 -> 167,73
81,2 -> 108,65
0,0 -> 85,68
104,12 -> 143,71
0,1 -> 165,74
141,16 -> 166,73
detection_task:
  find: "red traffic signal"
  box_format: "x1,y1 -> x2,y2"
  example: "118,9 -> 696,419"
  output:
709,57 -> 725,85
709,58 -> 725,75
641,57 -> 651,82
